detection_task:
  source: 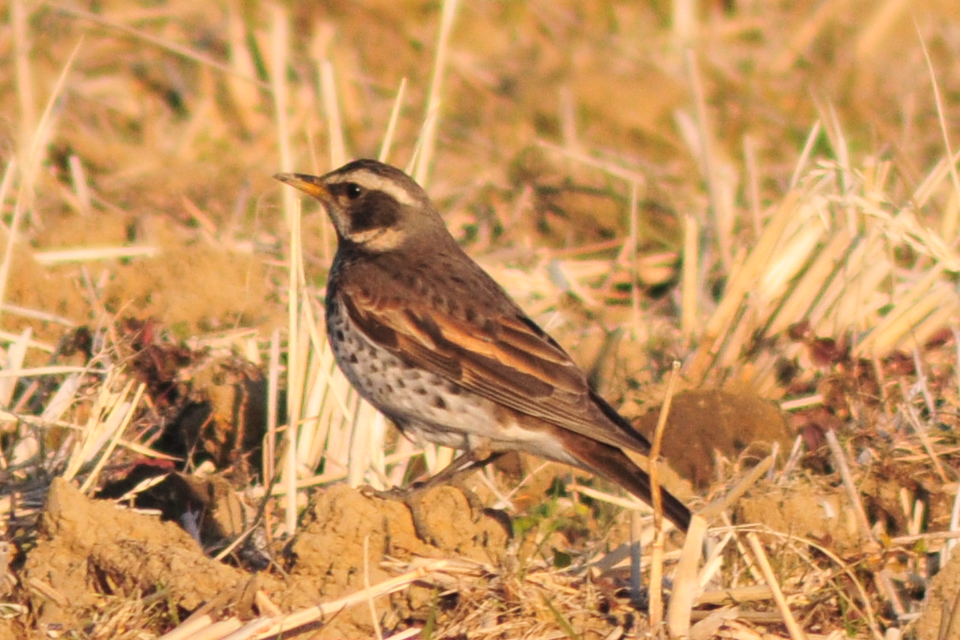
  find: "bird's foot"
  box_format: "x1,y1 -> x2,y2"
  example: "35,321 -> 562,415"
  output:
361,480 -> 490,544
359,483 -> 412,501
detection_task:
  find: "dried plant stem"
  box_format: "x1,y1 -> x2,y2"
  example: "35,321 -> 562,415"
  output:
264,329 -> 281,492
12,0 -> 35,141
412,0 -> 459,185
666,513 -> 708,638
628,181 -> 641,334
320,59 -> 346,168
364,536 -> 384,640
699,453 -> 775,521
1,38 -> 82,326
646,360 -> 681,629
917,21 -> 960,215
251,560 -> 452,639
746,532 -> 807,640
681,213 -> 699,341
259,449 -> 420,497
685,49 -> 731,271
79,383 -> 145,494
694,584 -> 774,606
158,560 -> 459,640
875,570 -> 905,619
159,615 -> 237,640
669,451 -> 777,639
379,78 -> 408,163
270,2 -> 293,211
33,246 -> 160,264
671,0 -> 696,44
824,429 -> 874,543
629,510 -> 643,602
900,397 -> 949,483
687,190 -> 800,383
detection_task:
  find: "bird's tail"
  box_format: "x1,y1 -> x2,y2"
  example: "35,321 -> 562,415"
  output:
564,434 -> 692,531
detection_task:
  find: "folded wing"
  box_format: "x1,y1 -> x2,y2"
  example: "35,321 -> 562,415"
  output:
340,288 -> 653,455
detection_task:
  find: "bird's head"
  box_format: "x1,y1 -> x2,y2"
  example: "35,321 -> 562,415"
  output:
275,159 -> 448,253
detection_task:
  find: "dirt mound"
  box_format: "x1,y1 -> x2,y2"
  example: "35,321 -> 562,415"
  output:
25,478 -> 258,633
737,483 -> 862,553
24,479 -> 509,638
635,389 -> 792,488
916,549 -> 960,640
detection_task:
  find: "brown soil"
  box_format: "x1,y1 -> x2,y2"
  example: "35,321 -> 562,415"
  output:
26,479 -> 258,633
917,550 -> 960,640
738,483 -> 863,554
23,479 -> 510,639
635,389 -> 792,489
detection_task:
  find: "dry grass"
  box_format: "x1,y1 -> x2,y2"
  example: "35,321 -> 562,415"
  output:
1,1 -> 959,638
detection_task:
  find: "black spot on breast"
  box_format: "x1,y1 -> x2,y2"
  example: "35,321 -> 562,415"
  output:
396,379 -> 406,389
447,383 -> 462,395
434,396 -> 447,410
334,329 -> 345,342
348,354 -> 359,364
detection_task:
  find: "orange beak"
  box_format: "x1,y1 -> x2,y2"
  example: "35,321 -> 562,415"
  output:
274,173 -> 331,201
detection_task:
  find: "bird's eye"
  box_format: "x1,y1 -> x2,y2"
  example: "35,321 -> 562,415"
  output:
344,183 -> 363,200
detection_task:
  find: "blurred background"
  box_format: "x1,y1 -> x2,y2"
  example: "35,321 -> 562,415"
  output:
3,1 -> 960,638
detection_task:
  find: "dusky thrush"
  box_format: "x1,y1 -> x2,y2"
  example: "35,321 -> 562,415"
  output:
276,159 -> 691,530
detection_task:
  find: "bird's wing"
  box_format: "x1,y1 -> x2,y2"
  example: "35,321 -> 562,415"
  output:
339,287 -> 652,454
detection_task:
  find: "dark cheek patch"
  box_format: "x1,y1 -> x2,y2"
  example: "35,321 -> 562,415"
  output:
350,191 -> 400,234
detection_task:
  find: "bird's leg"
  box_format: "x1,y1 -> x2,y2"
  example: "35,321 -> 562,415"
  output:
364,448 -> 507,544
367,445 -> 505,497
425,447 -> 506,516
424,447 -> 505,489
411,448 -> 506,543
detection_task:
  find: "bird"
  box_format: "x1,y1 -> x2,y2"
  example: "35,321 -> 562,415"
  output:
275,159 -> 692,531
